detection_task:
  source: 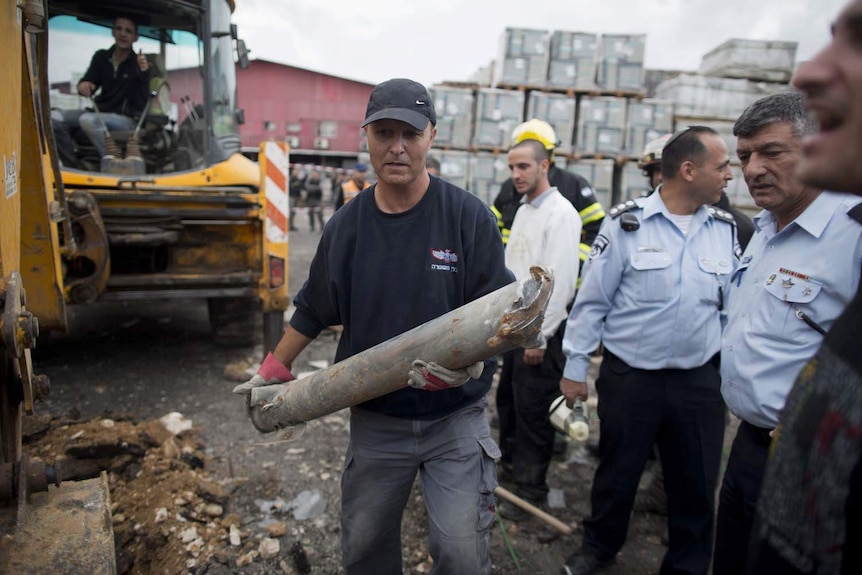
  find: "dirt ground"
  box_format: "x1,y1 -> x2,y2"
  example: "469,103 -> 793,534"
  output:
24,208 -> 729,574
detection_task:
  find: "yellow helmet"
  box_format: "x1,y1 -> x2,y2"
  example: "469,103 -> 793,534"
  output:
511,118 -> 558,150
637,133 -> 673,170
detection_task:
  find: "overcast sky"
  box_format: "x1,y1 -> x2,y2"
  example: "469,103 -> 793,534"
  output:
232,0 -> 845,88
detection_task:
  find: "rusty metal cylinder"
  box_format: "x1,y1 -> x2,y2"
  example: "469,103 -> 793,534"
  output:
247,266 -> 554,433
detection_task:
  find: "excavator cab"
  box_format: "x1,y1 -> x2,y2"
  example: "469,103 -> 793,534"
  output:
46,1 -> 233,175
34,0 -> 288,351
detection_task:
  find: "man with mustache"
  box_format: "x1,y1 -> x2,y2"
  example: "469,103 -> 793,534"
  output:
747,2 -> 862,572
713,92 -> 862,575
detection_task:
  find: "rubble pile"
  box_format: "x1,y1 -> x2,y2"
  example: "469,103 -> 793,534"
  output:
22,414 -> 313,574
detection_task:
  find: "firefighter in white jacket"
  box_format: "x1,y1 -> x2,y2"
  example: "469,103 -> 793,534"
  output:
496,137 -> 583,520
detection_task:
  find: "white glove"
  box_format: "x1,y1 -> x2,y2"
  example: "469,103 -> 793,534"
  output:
407,360 -> 485,391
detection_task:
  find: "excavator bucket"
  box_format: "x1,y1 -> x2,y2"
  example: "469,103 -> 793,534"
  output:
0,470 -> 115,574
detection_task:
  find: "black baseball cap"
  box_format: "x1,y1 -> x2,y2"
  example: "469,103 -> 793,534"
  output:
361,78 -> 436,131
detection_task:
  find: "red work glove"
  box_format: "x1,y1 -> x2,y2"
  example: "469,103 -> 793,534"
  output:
232,352 -> 296,396
407,360 -> 485,391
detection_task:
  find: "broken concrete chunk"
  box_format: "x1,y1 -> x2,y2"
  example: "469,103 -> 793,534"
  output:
258,538 -> 280,559
179,527 -> 198,543
203,503 -> 224,517
154,507 -> 169,523
267,522 -> 287,538
229,525 -> 241,547
159,412 -> 193,435
236,550 -> 257,566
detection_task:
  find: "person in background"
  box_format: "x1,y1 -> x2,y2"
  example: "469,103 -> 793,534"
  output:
337,164 -> 371,209
559,127 -> 737,575
304,169 -> 325,232
235,78 -> 514,575
331,173 -> 345,209
288,167 -> 304,231
748,2 -> 862,572
491,119 -> 605,265
494,119 -> 605,479
52,15 -> 152,163
495,135 -> 582,521
713,91 -> 862,575
637,133 -> 672,193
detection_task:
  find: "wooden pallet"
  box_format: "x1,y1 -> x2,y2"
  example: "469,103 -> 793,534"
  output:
566,152 -> 633,165
429,144 -> 472,153
488,83 -> 647,100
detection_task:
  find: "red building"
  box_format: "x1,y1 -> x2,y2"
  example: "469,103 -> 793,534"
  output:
167,59 -> 373,167
237,60 -> 374,157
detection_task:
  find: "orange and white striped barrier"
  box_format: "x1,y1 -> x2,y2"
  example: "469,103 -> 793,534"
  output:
261,142 -> 289,244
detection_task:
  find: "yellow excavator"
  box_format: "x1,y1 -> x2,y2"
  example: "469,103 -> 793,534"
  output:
1,0 -> 288,571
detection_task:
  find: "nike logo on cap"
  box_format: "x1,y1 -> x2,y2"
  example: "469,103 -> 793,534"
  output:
416,100 -> 425,105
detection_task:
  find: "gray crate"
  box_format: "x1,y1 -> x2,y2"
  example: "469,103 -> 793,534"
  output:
427,150 -> 470,190
700,39 -> 797,83
599,34 -> 646,63
527,92 -> 576,152
624,99 -> 674,155
596,34 -> 646,91
547,31 -> 598,90
547,58 -> 598,90
473,89 -> 525,149
494,28 -> 549,87
565,159 -> 615,209
550,31 -> 599,60
655,73 -> 792,120
468,152 -> 511,205
576,96 -> 626,155
430,86 -> 475,149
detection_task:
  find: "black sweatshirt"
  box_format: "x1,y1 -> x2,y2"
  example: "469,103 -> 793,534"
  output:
81,45 -> 151,118
290,176 -> 515,419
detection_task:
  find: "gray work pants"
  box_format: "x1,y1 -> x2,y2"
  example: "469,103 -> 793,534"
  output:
341,399 -> 500,575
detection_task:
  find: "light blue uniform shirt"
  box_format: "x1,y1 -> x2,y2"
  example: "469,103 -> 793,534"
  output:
721,192 -> 862,429
563,190 -> 738,382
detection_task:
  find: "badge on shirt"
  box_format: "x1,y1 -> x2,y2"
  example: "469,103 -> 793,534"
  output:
763,267 -> 821,303
631,249 -> 672,270
698,256 -> 733,275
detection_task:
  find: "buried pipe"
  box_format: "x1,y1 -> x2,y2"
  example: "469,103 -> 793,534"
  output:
245,266 -> 554,434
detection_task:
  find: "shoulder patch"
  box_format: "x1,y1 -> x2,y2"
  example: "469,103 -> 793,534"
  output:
849,203 -> 862,225
581,186 -> 594,198
609,199 -> 640,219
708,206 -> 736,225
589,234 -> 609,260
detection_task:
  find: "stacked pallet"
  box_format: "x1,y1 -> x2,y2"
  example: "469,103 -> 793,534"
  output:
656,39 -> 796,211
416,33 -> 796,215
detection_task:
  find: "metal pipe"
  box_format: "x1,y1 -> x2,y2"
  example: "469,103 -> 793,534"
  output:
246,266 -> 554,433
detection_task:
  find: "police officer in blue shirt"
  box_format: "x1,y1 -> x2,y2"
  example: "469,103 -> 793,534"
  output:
559,126 -> 738,575
713,93 -> 862,575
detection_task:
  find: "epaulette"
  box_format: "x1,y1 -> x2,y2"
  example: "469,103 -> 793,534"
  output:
849,203 -> 862,225
608,199 -> 640,219
708,207 -> 736,225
